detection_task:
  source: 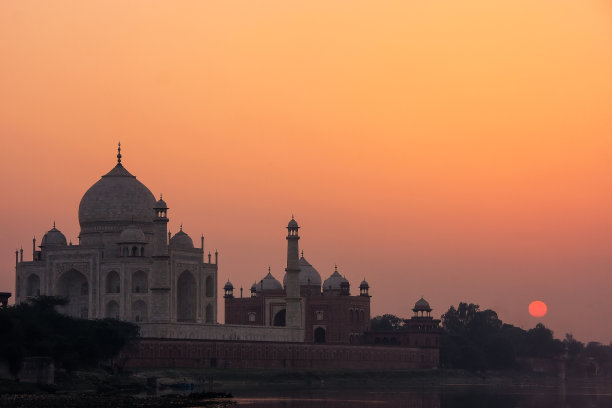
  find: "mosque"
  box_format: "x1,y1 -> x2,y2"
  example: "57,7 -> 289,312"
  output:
13,145 -> 441,369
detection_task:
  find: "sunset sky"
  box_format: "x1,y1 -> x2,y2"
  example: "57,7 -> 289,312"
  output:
1,1 -> 611,342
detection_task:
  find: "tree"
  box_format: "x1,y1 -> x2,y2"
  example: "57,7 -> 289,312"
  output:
0,296 -> 139,375
370,314 -> 406,331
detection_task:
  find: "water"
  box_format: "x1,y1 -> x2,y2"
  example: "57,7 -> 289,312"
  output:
230,384 -> 612,407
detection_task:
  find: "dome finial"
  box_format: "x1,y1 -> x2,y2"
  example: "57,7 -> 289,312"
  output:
117,142 -> 122,164
301,249 -> 304,258
160,193 -> 163,200
53,220 -> 56,229
180,224 -> 183,231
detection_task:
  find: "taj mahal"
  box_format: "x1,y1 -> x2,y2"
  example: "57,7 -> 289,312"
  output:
15,145 -> 218,326
14,145 -> 441,369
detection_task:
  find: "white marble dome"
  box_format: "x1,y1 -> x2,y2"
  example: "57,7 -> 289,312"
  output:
40,226 -> 67,247
170,229 -> 194,249
118,225 -> 146,243
323,267 -> 349,291
283,256 -> 322,287
255,271 -> 283,292
79,164 -> 156,228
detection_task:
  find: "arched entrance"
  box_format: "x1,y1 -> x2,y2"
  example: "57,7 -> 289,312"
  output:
314,327 -> 326,343
26,274 -> 41,297
205,303 -> 213,323
132,270 -> 148,293
177,271 -> 196,322
132,300 -> 147,322
105,300 -> 119,319
57,269 -> 89,318
106,271 -> 120,293
205,276 -> 213,297
273,309 -> 286,327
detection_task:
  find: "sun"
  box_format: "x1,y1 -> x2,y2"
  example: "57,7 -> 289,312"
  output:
529,300 -> 548,318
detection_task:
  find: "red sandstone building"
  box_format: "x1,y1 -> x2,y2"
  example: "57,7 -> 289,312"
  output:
224,218 -> 440,348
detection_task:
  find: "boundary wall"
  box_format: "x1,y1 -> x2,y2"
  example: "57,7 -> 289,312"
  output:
124,338 -> 439,370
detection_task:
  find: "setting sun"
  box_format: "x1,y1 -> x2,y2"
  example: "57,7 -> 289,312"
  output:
529,301 -> 548,318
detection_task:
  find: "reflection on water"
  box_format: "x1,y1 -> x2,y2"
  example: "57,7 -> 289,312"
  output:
232,384 -> 612,408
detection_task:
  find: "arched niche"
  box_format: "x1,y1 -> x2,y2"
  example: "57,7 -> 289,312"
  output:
105,300 -> 119,319
56,269 -> 89,319
132,270 -> 148,293
205,303 -> 214,323
177,270 -> 196,322
205,275 -> 213,298
26,274 -> 41,297
273,309 -> 286,327
106,271 -> 120,293
314,327 -> 326,343
132,300 -> 147,322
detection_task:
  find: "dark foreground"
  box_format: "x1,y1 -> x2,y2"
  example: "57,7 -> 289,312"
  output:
0,393 -> 234,408
3,368 -> 612,408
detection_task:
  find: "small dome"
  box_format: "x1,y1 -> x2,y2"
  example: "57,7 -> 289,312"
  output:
224,280 -> 234,290
255,271 -> 283,292
118,225 -> 146,243
155,195 -> 168,209
283,256 -> 322,287
41,226 -> 67,247
323,266 -> 349,291
250,282 -> 257,292
170,228 -> 194,249
360,279 -> 369,289
288,217 -> 299,228
414,297 -> 431,311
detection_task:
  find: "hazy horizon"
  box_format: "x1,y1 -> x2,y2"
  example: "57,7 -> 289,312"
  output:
1,1 -> 611,344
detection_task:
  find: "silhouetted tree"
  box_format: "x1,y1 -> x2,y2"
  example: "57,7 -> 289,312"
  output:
370,314 -> 406,331
0,296 -> 139,376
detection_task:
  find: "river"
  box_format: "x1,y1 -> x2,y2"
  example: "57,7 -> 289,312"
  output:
230,384 -> 612,407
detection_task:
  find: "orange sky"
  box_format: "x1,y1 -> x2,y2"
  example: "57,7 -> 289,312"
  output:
1,0 -> 612,342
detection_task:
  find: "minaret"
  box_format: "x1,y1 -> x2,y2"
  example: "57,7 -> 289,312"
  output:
284,216 -> 302,328
150,194 -> 171,322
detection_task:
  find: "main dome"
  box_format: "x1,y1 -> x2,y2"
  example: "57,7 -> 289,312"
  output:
79,163 -> 156,227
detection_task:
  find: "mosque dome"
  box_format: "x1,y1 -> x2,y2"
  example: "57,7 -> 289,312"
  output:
170,228 -> 194,249
40,226 -> 67,247
359,279 -> 369,289
255,271 -> 283,292
283,255 -> 322,287
78,163 -> 156,228
118,225 -> 146,243
413,297 -> 431,311
224,280 -> 234,290
323,266 -> 349,291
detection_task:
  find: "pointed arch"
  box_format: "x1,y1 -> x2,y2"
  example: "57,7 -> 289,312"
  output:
177,270 -> 196,322
205,275 -> 213,298
132,270 -> 148,293
314,327 -> 326,343
273,309 -> 286,327
106,271 -> 120,293
56,269 -> 89,318
132,300 -> 147,322
105,300 -> 120,319
26,274 -> 41,297
205,303 -> 214,323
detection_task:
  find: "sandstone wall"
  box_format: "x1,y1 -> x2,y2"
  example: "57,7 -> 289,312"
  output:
124,338 -> 439,370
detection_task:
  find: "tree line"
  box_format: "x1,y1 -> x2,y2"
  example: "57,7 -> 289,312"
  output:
371,302 -> 612,374
0,296 -> 139,377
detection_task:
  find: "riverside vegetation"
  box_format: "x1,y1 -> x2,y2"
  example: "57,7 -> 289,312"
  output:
373,302 -> 612,376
